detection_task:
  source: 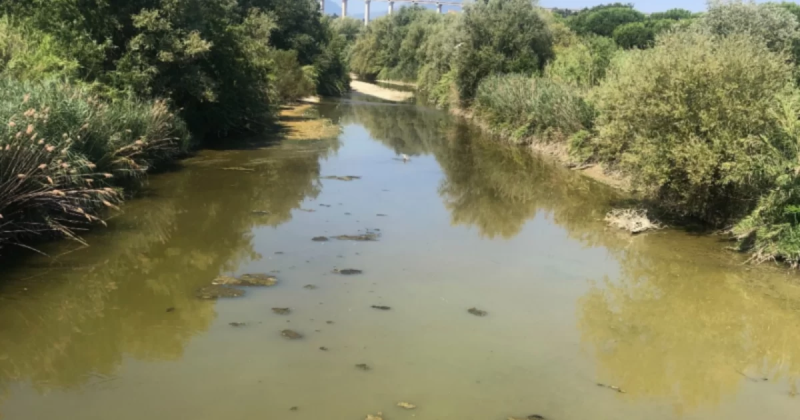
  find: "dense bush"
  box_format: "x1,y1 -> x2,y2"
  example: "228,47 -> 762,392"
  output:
454,0 -> 554,103
612,22 -> 654,49
0,78 -> 189,250
569,6 -> 645,37
591,30 -> 799,224
416,14 -> 461,107
0,17 -> 80,81
546,35 -> 618,89
700,0 -> 800,53
649,8 -> 694,21
474,74 -> 594,142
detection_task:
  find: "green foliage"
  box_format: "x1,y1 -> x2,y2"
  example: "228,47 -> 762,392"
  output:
700,0 -> 800,53
568,6 -> 645,37
546,35 -> 618,88
314,16 -> 352,96
0,17 -> 80,81
455,0 -> 554,104
270,50 -> 316,102
349,6 -> 439,82
591,30 -> 799,224
612,22 -> 654,49
649,8 -> 694,21
474,74 -> 594,142
0,77 -> 190,248
416,13 -> 460,107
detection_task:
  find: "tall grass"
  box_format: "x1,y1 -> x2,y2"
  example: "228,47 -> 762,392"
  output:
473,74 -> 594,142
0,78 -> 190,252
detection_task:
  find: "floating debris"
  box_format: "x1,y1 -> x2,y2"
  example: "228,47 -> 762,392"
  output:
604,208 -> 661,234
597,383 -> 626,393
221,167 -> 255,172
333,268 -> 363,275
468,307 -> 488,317
319,346 -> 329,351
196,285 -> 245,300
304,284 -> 318,290
333,233 -> 378,241
355,363 -> 371,371
229,322 -> 247,327
212,274 -> 277,287
371,305 -> 391,310
272,307 -> 291,315
281,329 -> 303,340
312,236 -> 329,242
251,210 -> 270,215
165,307 -> 175,313
322,175 -> 361,181
397,402 -> 416,409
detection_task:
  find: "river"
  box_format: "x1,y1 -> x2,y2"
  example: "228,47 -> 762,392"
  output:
0,97 -> 799,420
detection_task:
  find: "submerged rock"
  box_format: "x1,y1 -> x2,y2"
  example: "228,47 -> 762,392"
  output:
468,307 -> 488,317
333,268 -> 363,275
281,329 -> 303,339
333,233 -> 378,241
312,236 -> 329,242
272,307 -> 291,315
355,363 -> 371,371
322,175 -> 361,181
371,305 -> 391,310
196,285 -> 245,300
605,208 -> 661,234
212,273 -> 277,287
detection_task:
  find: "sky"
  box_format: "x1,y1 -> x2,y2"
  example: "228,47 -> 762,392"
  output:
323,0 -> 792,16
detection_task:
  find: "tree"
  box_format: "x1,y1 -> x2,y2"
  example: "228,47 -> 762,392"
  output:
612,22 -> 654,49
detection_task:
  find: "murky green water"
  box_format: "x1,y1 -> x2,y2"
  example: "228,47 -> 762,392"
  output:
1,99 -> 800,420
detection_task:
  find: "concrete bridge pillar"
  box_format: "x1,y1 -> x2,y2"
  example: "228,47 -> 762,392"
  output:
388,1 -> 394,14
319,0 -> 324,13
341,0 -> 347,18
437,3 -> 442,14
365,0 -> 370,26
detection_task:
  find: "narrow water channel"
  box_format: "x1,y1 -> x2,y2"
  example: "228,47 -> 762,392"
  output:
1,98 -> 799,420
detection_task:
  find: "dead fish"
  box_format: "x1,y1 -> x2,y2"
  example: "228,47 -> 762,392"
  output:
322,175 -> 361,181
319,204 -> 331,207
304,284 -> 318,289
468,307 -> 488,317
326,320 -> 334,324
319,346 -> 329,351
165,307 -> 176,313
229,322 -> 247,327
289,406 -> 298,411
251,210 -> 270,215
312,236 -> 329,242
397,402 -> 416,409
371,305 -> 391,310
298,208 -> 316,212
333,268 -> 363,275
376,214 -> 388,217
333,233 -> 378,241
355,363 -> 371,371
274,251 -> 284,255
281,329 -> 303,339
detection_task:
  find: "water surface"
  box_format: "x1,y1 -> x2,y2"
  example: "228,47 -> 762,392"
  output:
1,99 -> 799,420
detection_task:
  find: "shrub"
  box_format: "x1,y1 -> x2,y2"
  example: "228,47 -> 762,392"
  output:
649,8 -> 694,21
270,49 -> 316,102
612,22 -> 654,49
454,0 -> 554,104
700,0 -> 800,53
546,35 -> 618,89
416,13 -> 461,107
570,6 -> 645,37
0,17 -> 80,81
591,30 -> 800,224
474,74 -> 594,142
0,77 -> 190,250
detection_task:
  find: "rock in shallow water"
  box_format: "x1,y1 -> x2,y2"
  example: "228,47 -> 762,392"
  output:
195,285 -> 245,300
